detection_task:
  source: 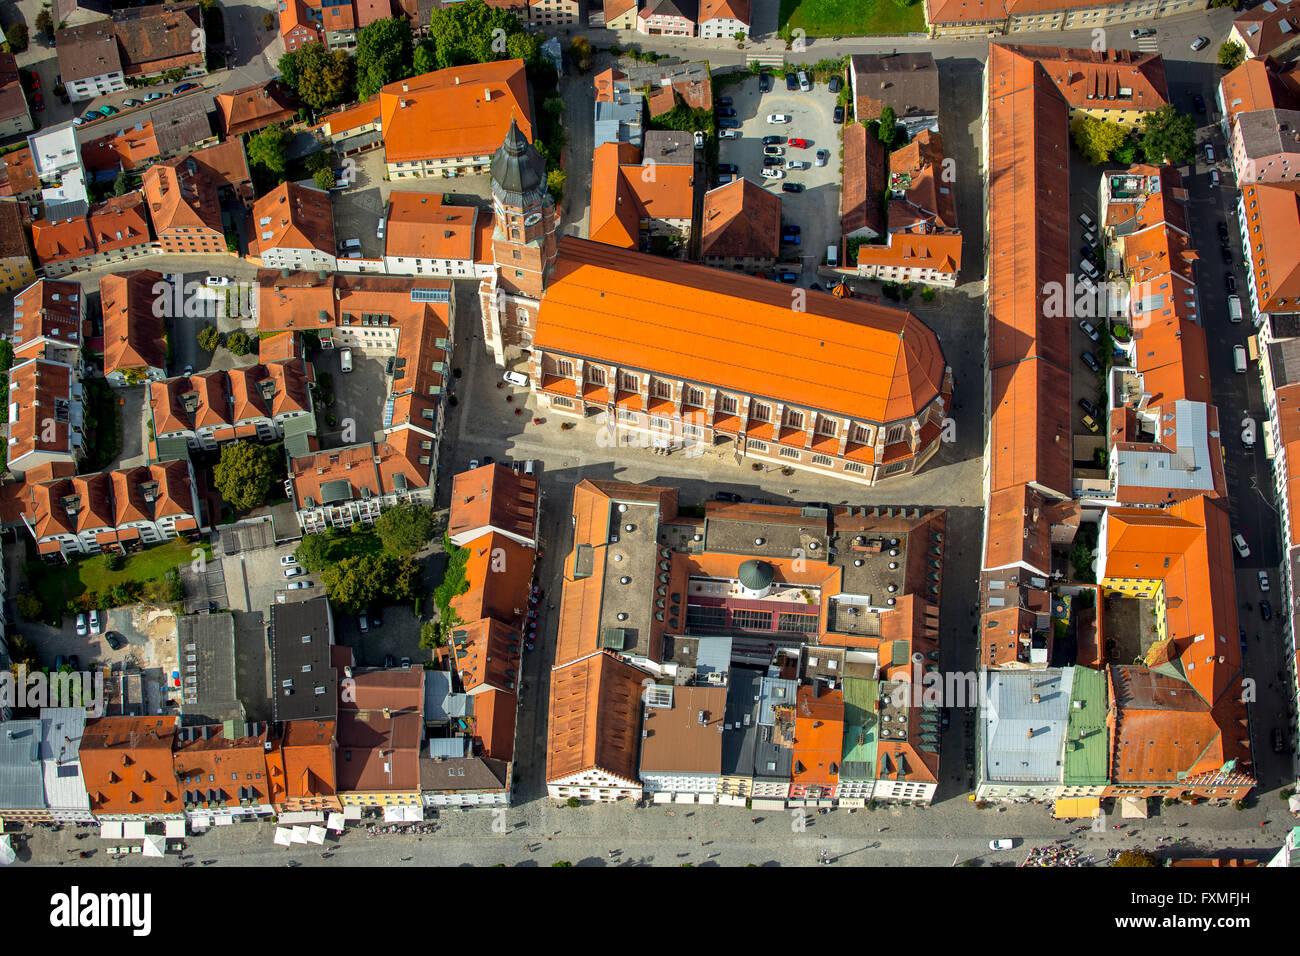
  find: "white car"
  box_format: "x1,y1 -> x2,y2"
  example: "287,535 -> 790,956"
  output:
1191,36 -> 1209,51
376,217 -> 386,240
1259,570 -> 1270,592
288,580 -> 313,590
283,566 -> 306,578
75,614 -> 88,637
767,114 -> 791,124
280,554 -> 298,567
693,130 -> 704,149
205,276 -> 229,287
359,611 -> 369,633
503,370 -> 529,387
719,129 -> 740,139
761,167 -> 785,180
1233,534 -> 1250,559
1078,320 -> 1099,342
339,348 -> 353,373
89,609 -> 101,634
815,149 -> 828,167
989,839 -> 1015,851
785,160 -> 809,170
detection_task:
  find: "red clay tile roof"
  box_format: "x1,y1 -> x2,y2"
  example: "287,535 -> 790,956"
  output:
5,359 -> 75,468
1241,182 -> 1300,313
142,157 -> 223,240
1220,57 -> 1300,132
216,79 -> 297,138
269,719 -> 337,804
447,462 -> 539,544
251,181 -> 335,258
792,686 -> 844,787
79,716 -> 180,815
701,177 -> 780,260
100,269 -> 166,377
113,3 -> 205,78
1233,0 -> 1300,57
379,59 -> 533,164
537,237 -> 947,425
449,531 -> 537,629
383,191 -> 478,261
10,279 -> 82,358
0,146 -> 39,198
999,44 -> 1168,112
841,122 -> 886,238
546,650 -> 648,786
173,725 -> 271,809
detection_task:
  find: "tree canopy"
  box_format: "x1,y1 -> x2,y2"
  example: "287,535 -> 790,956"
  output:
355,17 -> 414,101
1070,114 -> 1129,165
214,441 -> 279,512
280,42 -> 353,111
247,125 -> 290,176
425,0 -> 533,70
374,502 -> 440,557
1218,40 -> 1246,71
295,532 -> 334,572
1139,105 -> 1196,166
320,553 -> 420,614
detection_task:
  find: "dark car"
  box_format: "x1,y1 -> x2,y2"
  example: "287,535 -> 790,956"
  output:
1081,352 -> 1101,373
718,96 -> 733,107
785,72 -> 798,91
105,631 -> 125,650
716,107 -> 736,118
719,117 -> 741,129
828,75 -> 842,94
385,654 -> 395,669
1217,221 -> 1230,240
718,163 -> 738,174
1078,397 -> 1099,417
762,135 -> 783,146
1261,600 -> 1273,621
1193,93 -> 1206,115
173,82 -> 199,94
782,183 -> 804,193
782,231 -> 800,244
782,223 -> 801,235
716,174 -> 733,186
1221,247 -> 1232,266
759,71 -> 773,93
763,155 -> 782,167
1275,728 -> 1287,753
714,491 -> 744,503
1239,628 -> 1248,651
1079,246 -> 1097,262
832,105 -> 844,124
1225,273 -> 1237,293
777,271 -> 799,283
748,497 -> 770,505
482,455 -> 494,466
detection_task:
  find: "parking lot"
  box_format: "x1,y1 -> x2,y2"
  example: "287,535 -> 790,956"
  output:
312,344 -> 389,445
718,71 -> 843,283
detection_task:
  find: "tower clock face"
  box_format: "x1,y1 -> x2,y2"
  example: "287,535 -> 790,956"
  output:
523,212 -> 542,227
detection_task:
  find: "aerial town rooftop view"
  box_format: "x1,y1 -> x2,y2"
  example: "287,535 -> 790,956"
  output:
0,0 -> 1295,922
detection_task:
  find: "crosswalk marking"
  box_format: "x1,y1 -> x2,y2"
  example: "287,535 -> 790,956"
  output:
1135,38 -> 1159,52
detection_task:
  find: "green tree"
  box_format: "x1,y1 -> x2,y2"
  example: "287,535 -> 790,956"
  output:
16,593 -> 41,621
6,633 -> 38,670
413,41 -> 436,76
432,533 -> 470,633
226,330 -> 253,355
1218,40 -> 1246,71
214,441 -> 278,512
263,11 -> 275,30
320,553 -> 419,614
5,23 -> 29,52
197,325 -> 221,352
355,17 -> 414,101
1070,114 -> 1128,165
569,36 -> 593,72
419,619 -> 443,649
295,532 -> 333,572
35,9 -> 53,40
247,125 -> 290,176
285,42 -> 353,111
1139,105 -> 1196,165
876,105 -> 899,148
313,167 -> 336,190
546,168 -> 565,203
374,502 -> 439,556
1113,850 -> 1159,867
426,0 -> 529,70
111,170 -> 130,196
1209,0 -> 1240,8
507,31 -> 542,66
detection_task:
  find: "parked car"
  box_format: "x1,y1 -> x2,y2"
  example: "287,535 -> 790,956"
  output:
359,611 -> 369,632
833,105 -> 844,124
786,159 -> 809,170
1193,93 -> 1207,115
105,631 -> 125,651
785,72 -> 798,91
173,82 -> 199,94
1259,570 -> 1270,591
1210,168 -> 1221,187
693,130 -> 705,149
782,224 -> 801,235
280,554 -> 298,567
1077,212 -> 1096,231
716,107 -> 736,118
719,129 -> 739,139
340,347 -> 353,373
759,71 -> 773,93
763,156 -> 782,167
1204,142 -> 1215,163
123,98 -> 142,108
81,110 -> 98,123
1225,273 -> 1237,294
1078,397 -> 1099,418
1240,628 -> 1248,652
385,654 -> 395,669
205,275 -> 229,286
782,183 -> 804,193
777,271 -> 799,283
1221,245 -> 1232,265
1078,320 -> 1100,342
1081,352 -> 1101,373
787,137 -> 809,148
1191,36 -> 1209,51
816,149 -> 828,167
98,105 -> 117,116
798,71 -> 811,92
182,364 -> 193,376
89,610 -> 101,634
781,231 -> 800,244
1274,728 -> 1287,753
989,839 -> 1016,850
1261,600 -> 1273,620
288,580 -> 312,590
718,118 -> 741,129
72,116 -> 84,126
376,217 -> 385,240
1217,221 -> 1230,240
400,657 -> 411,669
764,144 -> 784,156
503,370 -> 529,387
716,174 -> 733,185
145,91 -> 166,101
718,163 -> 739,174
718,96 -> 733,107
1233,533 -> 1250,559
761,167 -> 785,180
1234,344 -> 1247,372
1081,414 -> 1099,433
32,92 -> 44,111
55,655 -> 65,670
767,114 -> 791,124
469,459 -> 480,470
828,75 -> 842,94
714,491 -> 744,503
76,614 -> 87,637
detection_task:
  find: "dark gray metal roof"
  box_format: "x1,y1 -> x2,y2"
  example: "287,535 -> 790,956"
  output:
178,613 -> 243,726
268,596 -> 336,722
0,720 -> 45,811
490,119 -> 547,210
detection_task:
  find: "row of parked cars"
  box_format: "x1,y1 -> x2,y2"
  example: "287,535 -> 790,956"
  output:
72,83 -> 199,126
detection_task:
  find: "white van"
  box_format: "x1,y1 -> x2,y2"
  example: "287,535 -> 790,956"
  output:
1228,294 -> 1243,323
1077,212 -> 1096,231
826,244 -> 838,268
340,348 -> 353,373
1234,345 -> 1247,373
339,238 -> 361,251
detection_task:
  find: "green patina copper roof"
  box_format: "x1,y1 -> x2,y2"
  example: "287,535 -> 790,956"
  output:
1062,665 -> 1110,786
839,677 -> 879,780
738,559 -> 775,591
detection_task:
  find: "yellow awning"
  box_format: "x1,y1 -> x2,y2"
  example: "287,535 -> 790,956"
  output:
1053,798 -> 1101,819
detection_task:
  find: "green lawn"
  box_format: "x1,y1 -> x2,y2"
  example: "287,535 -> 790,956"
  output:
779,0 -> 926,37
34,539 -> 210,617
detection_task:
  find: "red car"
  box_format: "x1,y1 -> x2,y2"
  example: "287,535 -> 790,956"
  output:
788,137 -> 809,148
32,92 -> 44,111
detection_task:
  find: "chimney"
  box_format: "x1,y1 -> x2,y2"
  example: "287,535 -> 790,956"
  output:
485,88 -> 492,101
